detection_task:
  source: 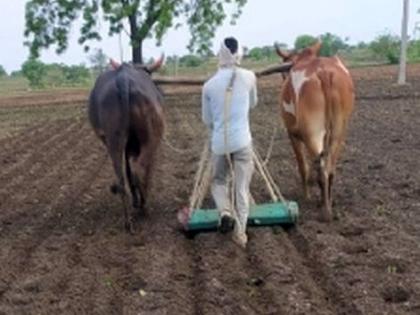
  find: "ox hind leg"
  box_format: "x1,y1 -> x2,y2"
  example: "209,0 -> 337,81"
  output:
306,132 -> 332,222
315,151 -> 332,222
128,106 -> 164,218
289,133 -> 311,200
125,150 -> 141,209
106,135 -> 134,233
325,118 -> 350,216
125,135 -> 142,211
129,143 -> 158,217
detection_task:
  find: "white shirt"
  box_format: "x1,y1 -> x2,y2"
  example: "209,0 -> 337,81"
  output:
202,67 -> 258,155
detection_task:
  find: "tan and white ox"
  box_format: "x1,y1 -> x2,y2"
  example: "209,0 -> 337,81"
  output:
276,42 -> 355,221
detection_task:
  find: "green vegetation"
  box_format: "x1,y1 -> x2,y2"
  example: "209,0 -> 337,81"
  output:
369,34 -> 401,64
294,35 -> 318,51
21,58 -> 47,88
21,58 -> 91,89
247,45 -> 283,62
319,33 -> 348,57
24,0 -> 247,63
294,33 -> 348,57
161,31 -> 420,74
0,65 -> 7,77
179,55 -> 204,68
0,76 -> 30,95
408,39 -> 420,63
89,48 -> 108,76
4,31 -> 420,92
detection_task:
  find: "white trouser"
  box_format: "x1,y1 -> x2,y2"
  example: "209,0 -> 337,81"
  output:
211,145 -> 254,234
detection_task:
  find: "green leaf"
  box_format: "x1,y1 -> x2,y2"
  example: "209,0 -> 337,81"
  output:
25,0 -> 248,62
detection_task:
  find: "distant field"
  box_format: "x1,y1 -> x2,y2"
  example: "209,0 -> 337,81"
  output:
0,77 -> 30,95
0,76 -> 92,97
0,103 -> 84,139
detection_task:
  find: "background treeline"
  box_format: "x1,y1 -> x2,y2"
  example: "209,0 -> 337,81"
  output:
168,32 -> 420,70
2,32 -> 420,89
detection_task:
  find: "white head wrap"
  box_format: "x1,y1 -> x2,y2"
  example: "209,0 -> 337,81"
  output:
218,39 -> 243,68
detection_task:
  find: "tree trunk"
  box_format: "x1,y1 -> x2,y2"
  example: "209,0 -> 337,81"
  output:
128,12 -> 143,64
132,40 -> 143,64
398,0 -> 409,85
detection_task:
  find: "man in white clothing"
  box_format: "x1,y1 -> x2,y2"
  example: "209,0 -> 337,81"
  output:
202,37 -> 258,248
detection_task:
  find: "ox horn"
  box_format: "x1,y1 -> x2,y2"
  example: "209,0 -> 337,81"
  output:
256,62 -> 294,77
147,54 -> 165,73
275,44 -> 291,60
110,58 -> 121,70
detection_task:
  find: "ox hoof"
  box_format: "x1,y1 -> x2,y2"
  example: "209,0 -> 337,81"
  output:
320,211 -> 333,223
132,198 -> 142,210
132,207 -> 148,222
125,220 -> 135,234
110,184 -> 125,195
140,207 -> 149,219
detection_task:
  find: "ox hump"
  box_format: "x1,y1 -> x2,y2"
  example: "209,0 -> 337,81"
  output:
291,69 -> 310,103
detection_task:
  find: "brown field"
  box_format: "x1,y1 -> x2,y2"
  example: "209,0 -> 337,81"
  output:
0,64 -> 420,315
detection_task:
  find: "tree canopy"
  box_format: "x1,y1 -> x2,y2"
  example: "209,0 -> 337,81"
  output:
319,32 -> 348,56
294,34 -> 317,51
370,33 -> 401,64
294,33 -> 348,57
89,48 -> 108,75
25,0 -> 247,63
21,58 -> 47,88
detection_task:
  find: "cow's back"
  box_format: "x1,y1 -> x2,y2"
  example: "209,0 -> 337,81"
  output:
88,65 -> 164,140
314,57 -> 355,141
120,66 -> 165,145
280,56 -> 354,155
325,57 -> 355,119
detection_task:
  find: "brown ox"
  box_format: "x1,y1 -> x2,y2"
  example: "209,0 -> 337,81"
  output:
276,42 -> 355,221
88,57 -> 165,232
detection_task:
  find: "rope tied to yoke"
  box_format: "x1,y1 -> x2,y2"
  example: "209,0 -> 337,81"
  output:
188,139 -> 211,210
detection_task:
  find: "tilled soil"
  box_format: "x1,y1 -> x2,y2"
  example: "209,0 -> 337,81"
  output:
0,65 -> 420,315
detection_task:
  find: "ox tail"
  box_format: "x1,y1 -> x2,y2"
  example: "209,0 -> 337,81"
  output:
116,68 -> 131,131
107,68 -> 131,196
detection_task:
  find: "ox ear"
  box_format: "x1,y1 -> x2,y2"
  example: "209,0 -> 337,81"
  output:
308,41 -> 322,56
147,54 -> 165,73
110,59 -> 121,70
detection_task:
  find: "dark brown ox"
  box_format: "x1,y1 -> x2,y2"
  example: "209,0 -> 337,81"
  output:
276,42 -> 355,221
88,57 -> 164,231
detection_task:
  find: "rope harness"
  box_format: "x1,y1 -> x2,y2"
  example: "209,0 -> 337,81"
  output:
223,69 -> 238,215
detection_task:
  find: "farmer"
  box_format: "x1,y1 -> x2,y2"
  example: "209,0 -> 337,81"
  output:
202,37 -> 258,248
